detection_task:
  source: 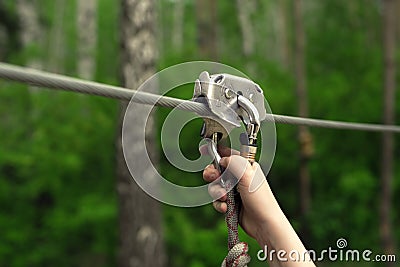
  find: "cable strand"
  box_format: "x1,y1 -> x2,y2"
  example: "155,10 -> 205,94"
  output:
0,62 -> 399,133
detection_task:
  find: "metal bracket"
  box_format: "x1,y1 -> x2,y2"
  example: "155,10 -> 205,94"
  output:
193,71 -> 266,140
193,71 -> 267,166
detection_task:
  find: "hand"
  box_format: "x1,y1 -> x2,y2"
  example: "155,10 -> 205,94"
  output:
202,146 -> 316,267
202,146 -> 281,241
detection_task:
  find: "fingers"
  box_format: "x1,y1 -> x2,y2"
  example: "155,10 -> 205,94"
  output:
199,144 -> 209,156
206,173 -> 227,213
213,200 -> 227,213
219,155 -> 250,181
201,146 -> 242,216
208,182 -> 227,201
199,144 -> 239,157
203,164 -> 227,200
217,145 -> 240,157
219,155 -> 262,189
203,164 -> 220,182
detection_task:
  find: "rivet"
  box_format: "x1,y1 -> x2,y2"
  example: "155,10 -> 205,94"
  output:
225,89 -> 234,99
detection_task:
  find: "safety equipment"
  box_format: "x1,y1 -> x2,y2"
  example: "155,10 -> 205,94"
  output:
193,71 -> 267,267
193,71 -> 266,165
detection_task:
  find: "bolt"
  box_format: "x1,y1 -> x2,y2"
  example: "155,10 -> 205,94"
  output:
224,88 -> 235,99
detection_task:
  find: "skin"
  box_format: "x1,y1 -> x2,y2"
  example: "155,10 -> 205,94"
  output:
202,146 -> 316,267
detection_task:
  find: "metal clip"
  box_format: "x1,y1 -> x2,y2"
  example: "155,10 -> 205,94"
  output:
205,133 -> 223,173
238,95 -> 260,163
193,71 -> 266,168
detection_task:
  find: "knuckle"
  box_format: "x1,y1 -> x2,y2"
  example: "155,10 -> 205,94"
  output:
207,183 -> 213,195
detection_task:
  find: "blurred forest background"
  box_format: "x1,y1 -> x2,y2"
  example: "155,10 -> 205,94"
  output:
0,0 -> 399,266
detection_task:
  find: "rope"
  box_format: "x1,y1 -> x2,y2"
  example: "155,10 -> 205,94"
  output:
226,189 -> 240,249
222,183 -> 250,267
0,62 -> 400,133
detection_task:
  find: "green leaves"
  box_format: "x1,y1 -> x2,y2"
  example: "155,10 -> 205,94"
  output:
0,0 -> 398,266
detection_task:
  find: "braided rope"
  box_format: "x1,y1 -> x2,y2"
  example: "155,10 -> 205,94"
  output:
226,188 -> 240,249
221,242 -> 251,267
222,179 -> 250,267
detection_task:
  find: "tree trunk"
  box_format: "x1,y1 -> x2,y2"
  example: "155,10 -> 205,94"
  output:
397,0 -> 400,44
196,0 -> 217,60
236,0 -> 255,73
380,0 -> 397,265
263,0 -> 291,70
172,0 -> 184,51
16,0 -> 43,72
77,0 -> 97,80
236,0 -> 254,58
276,0 -> 290,70
293,0 -> 313,244
116,0 -> 165,267
16,0 -> 43,129
47,0 -> 66,73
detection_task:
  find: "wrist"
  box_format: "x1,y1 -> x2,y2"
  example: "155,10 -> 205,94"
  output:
248,182 -> 287,247
254,205 -> 286,247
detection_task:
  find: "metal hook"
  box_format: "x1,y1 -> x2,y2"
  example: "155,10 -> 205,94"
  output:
206,133 -> 222,172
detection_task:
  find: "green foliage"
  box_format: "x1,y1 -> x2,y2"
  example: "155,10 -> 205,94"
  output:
0,0 -> 119,266
0,0 -> 399,266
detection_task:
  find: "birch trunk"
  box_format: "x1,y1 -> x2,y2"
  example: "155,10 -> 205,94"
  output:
16,0 -> 43,72
264,0 -> 290,69
116,0 -> 165,266
172,0 -> 184,50
77,0 -> 97,80
276,0 -> 290,70
196,0 -> 217,59
46,0 -> 66,73
236,0 -> 255,73
236,0 -> 255,57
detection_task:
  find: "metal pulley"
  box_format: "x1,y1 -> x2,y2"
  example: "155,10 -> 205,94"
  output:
192,71 -> 266,166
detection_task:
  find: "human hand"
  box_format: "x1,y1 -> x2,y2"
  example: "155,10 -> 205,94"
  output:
202,146 -> 282,241
202,146 -> 316,266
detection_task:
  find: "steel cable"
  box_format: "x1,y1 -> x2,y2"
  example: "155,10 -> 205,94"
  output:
0,62 -> 399,133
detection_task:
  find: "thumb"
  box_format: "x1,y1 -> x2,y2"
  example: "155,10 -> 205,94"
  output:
220,155 -> 265,192
219,155 -> 250,187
